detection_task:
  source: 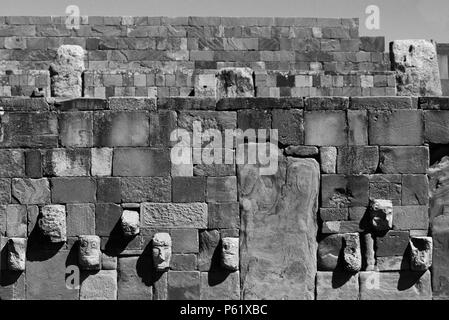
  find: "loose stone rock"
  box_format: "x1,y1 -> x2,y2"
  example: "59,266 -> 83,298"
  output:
410,236 -> 433,271
7,238 -> 26,271
152,233 -> 172,271
78,235 -> 101,270
38,205 -> 67,242
221,237 -> 239,271
369,199 -> 393,232
121,210 -> 140,237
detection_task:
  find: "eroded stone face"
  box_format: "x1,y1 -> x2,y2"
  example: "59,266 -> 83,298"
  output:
152,232 -> 172,271
369,199 -> 393,231
50,45 -> 85,97
221,237 -> 239,271
78,235 -> 101,270
410,236 -> 433,271
343,233 -> 362,272
7,237 -> 26,271
391,39 -> 442,96
239,156 -> 319,300
216,67 -> 254,99
38,205 -> 67,242
121,210 -> 140,237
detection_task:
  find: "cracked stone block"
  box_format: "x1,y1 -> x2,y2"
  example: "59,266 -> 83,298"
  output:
320,147 -> 336,174
50,45 -> 85,97
343,233 -> 361,272
216,67 -> 254,99
152,232 -> 172,271
370,199 -> 393,232
11,178 -> 50,204
78,235 -> 101,270
38,205 -> 67,243
410,236 -> 432,271
391,39 -> 442,96
221,237 -> 239,271
80,270 -> 117,300
7,238 -> 26,271
121,210 -> 140,237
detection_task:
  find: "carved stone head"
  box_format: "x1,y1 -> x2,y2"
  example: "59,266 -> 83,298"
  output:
370,199 -> 393,231
152,233 -> 172,271
78,235 -> 101,270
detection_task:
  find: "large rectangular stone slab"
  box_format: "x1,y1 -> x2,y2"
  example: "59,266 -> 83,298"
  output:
112,148 -> 170,176
117,256 -> 152,300
424,110 -> 449,143
200,272 -> 240,300
120,177 -> 171,202
304,111 -> 347,146
51,177 -> 96,203
239,157 -> 319,299
379,147 -> 429,174
316,272 -> 359,300
141,203 -> 207,229
336,146 -> 378,174
321,174 -> 369,207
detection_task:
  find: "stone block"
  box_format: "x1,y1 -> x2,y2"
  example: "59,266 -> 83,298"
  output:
284,146 -> 318,157
93,111 -> 150,147
117,256 -> 152,300
320,147 -> 336,174
216,67 -> 255,99
208,202 -> 239,229
121,210 -> 140,237
141,203 -> 207,229
368,110 -> 423,145
401,174 -> 429,205
391,39 -> 442,96
80,270 -> 117,300
109,97 -> 156,111
410,236 -> 432,271
198,229 -> 220,272
7,238 -> 26,271
316,272 -> 359,300
97,177 -> 121,203
304,97 -> 348,110
5,205 -> 27,238
171,254 -> 197,271
67,203 -> 95,236
43,149 -> 90,176
0,150 -> 25,177
206,177 -> 237,203
379,146 -> 429,174
113,148 -> 170,176
359,271 -> 431,300
322,220 -> 362,234
304,111 -> 347,146
172,177 -> 206,202
91,148 -> 112,176
318,234 -> 344,271
11,178 -> 50,204
0,179 -> 11,205
337,146 -> 378,174
237,109 -> 271,131
78,235 -> 101,270
171,229 -> 199,254
51,177 -> 96,203
200,271 -> 240,300
168,271 -> 200,300
39,205 -> 66,243
432,214 -> 449,299
271,109 -> 304,145
54,98 -> 107,111
50,45 -> 85,97
25,150 -> 42,178
376,230 -> 409,257
95,203 -> 122,237
102,253 -> 117,270
216,97 -> 302,111
320,208 -> 348,221
393,206 -> 429,230
347,110 -> 368,145
59,112 -> 93,147
424,110 -> 449,143
377,256 -> 409,271
120,177 -> 171,202
350,96 -> 413,110
149,110 -> 177,147
321,174 -> 369,207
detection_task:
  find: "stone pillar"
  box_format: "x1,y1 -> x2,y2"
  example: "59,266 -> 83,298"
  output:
50,45 -> 85,97
391,39 -> 442,96
78,235 -> 101,270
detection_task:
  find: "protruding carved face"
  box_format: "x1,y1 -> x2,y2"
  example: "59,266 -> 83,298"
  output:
370,199 -> 393,231
152,233 -> 172,271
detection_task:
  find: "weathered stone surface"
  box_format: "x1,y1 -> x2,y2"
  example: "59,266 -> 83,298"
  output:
200,271 -> 240,300
363,232 -> 376,271
343,233 -> 361,272
359,271 -> 432,300
337,146 -> 378,174
377,256 -> 409,271
168,271 -> 201,300
284,145 -> 318,157
25,150 -> 42,178
43,149 -> 90,176
118,256 -> 152,300
50,45 -> 85,97
0,150 -> 25,177
51,177 -> 96,203
321,174 -> 369,207
172,177 -> 206,202
239,157 -> 319,299
102,253 -> 117,270
424,111 -> 449,143
391,39 -> 442,96
120,210 -> 140,237
97,177 -> 121,203
113,148 -> 170,176
109,97 -> 156,111
59,112 -> 93,147
11,178 -> 50,204
402,174 -> 429,205
38,205 -> 66,242
80,270 -> 118,300
347,110 -> 368,145
322,220 -> 362,234
171,254 -> 197,271
5,205 -> 27,237
432,214 -> 449,299
150,110 -> 177,147
304,111 -> 347,146
379,146 -> 429,174
141,203 -> 207,229
206,176 -> 237,202
121,177 -> 171,203
376,230 -> 409,257
271,109 -> 304,145
369,199 -> 393,232
95,203 -> 122,237
368,110 -> 423,145
428,156 -> 449,220
317,234 -> 344,271
198,229 -> 220,272
216,67 -> 254,99
208,202 -> 239,229
54,98 -> 107,111
171,229 -> 199,253
320,208 -> 348,221
0,178 -> 11,204
7,238 -> 26,271
91,148 -> 112,176
78,235 -> 101,270
305,97 -> 349,111
221,237 -> 239,271
320,147 -> 336,174
410,236 -> 432,271
152,232 -> 172,271
316,272 -> 359,300
393,206 -> 429,230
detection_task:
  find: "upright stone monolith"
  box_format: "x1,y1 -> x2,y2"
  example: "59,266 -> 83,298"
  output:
50,45 -> 85,97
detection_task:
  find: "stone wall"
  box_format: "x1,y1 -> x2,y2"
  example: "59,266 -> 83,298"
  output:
0,95 -> 446,300
438,44 -> 449,96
